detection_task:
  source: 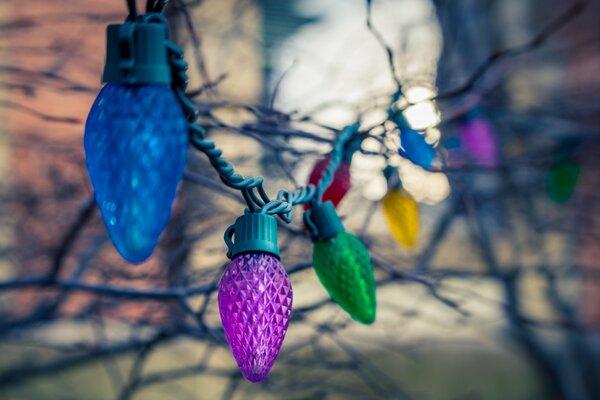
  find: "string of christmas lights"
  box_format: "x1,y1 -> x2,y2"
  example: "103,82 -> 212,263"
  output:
84,1 -> 378,382
82,0 -> 580,384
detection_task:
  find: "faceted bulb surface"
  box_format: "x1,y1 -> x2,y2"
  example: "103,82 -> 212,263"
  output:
313,232 -> 376,324
218,253 -> 293,382
84,83 -> 188,263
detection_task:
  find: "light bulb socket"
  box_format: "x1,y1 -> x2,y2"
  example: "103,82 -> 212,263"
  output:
103,22 -> 171,85
304,201 -> 345,241
224,213 -> 280,259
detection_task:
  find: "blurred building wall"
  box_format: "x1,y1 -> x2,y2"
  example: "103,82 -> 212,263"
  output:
1,0 -> 263,323
0,0 -> 11,282
566,0 -> 600,326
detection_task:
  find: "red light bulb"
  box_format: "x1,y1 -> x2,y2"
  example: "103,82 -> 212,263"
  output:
304,156 -> 351,211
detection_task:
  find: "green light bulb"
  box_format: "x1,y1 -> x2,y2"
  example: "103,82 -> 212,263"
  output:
546,159 -> 580,204
313,231 -> 376,324
305,202 -> 376,325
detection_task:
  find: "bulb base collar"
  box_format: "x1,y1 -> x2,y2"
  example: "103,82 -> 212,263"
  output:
304,201 -> 345,241
103,22 -> 171,85
225,213 -> 280,259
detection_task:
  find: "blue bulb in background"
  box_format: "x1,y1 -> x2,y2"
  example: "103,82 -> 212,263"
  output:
398,128 -> 435,170
84,83 -> 188,263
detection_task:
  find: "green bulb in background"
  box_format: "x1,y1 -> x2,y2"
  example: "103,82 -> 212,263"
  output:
305,201 -> 376,325
313,231 -> 376,324
546,159 -> 580,204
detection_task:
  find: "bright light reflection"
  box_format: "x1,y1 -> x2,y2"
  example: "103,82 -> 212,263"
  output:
352,152 -> 388,201
404,85 -> 436,103
399,85 -> 441,131
397,158 -> 450,205
403,101 -> 440,131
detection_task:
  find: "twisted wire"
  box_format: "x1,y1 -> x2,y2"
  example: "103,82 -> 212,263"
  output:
138,11 -> 357,221
165,39 -> 273,213
315,123 -> 359,203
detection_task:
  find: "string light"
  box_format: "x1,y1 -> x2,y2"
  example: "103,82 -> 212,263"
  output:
83,1 -> 452,382
546,158 -> 580,204
305,202 -> 377,324
398,128 -> 436,170
84,16 -> 188,263
219,213 -> 292,382
460,109 -> 498,167
390,98 -> 436,170
381,167 -> 419,248
305,156 -> 351,209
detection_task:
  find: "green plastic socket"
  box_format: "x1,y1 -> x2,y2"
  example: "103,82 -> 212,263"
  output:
304,201 -> 345,241
103,22 -> 171,85
224,213 -> 280,259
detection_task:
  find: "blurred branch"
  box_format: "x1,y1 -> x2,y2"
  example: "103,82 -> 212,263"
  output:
0,0 -> 597,398
435,0 -> 587,101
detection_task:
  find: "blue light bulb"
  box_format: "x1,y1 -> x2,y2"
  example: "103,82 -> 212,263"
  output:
398,128 -> 435,169
84,83 -> 188,263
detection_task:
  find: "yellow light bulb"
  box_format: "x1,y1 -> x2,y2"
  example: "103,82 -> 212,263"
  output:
381,188 -> 419,248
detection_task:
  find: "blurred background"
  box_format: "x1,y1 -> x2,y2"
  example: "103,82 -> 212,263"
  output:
0,0 -> 599,399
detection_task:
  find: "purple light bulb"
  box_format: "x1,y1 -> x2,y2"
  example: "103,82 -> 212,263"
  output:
460,116 -> 498,168
218,252 -> 292,383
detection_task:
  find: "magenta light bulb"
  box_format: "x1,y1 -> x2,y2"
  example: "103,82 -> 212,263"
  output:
460,116 -> 498,168
218,252 -> 292,383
